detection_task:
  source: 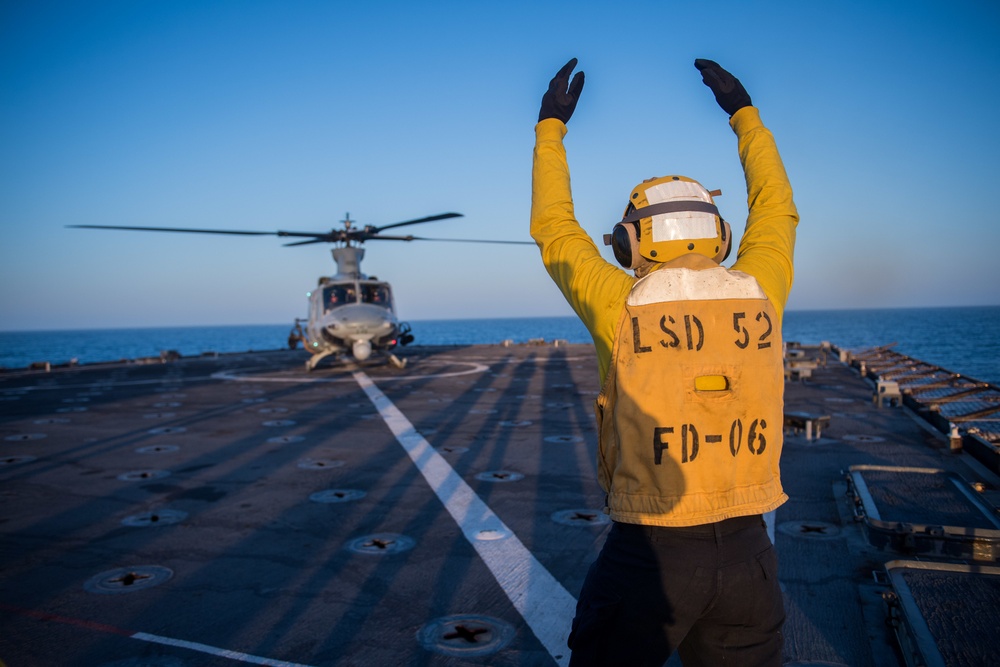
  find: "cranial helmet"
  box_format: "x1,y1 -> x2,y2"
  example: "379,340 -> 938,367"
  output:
603,175 -> 732,270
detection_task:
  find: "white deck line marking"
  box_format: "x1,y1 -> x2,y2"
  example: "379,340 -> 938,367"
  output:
354,371 -> 576,667
212,360 -> 489,383
132,632 -> 318,667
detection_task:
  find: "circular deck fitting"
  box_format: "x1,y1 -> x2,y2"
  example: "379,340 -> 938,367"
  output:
135,445 -> 180,454
474,527 -> 511,541
241,397 -> 268,404
56,407 -> 88,413
777,520 -> 842,540
148,427 -> 186,435
117,470 -> 171,482
84,565 -> 173,594
474,387 -> 497,393
498,420 -> 532,428
468,408 -> 498,415
258,407 -> 288,414
298,458 -> 345,470
552,509 -> 611,527
267,435 -> 304,444
157,392 -> 186,399
516,394 -> 541,400
121,509 -> 188,527
310,489 -> 366,503
417,614 -> 515,658
152,402 -> 182,408
474,471 -> 524,483
262,420 -> 297,427
1,455 -> 37,466
4,433 -> 46,441
34,418 -> 69,425
143,412 -> 177,419
841,434 -> 885,443
438,446 -> 469,454
824,397 -> 854,403
544,435 -> 584,445
550,383 -> 575,388
347,533 -> 415,555
545,402 -> 576,409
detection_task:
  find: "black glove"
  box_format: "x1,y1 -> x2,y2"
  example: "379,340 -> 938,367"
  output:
539,58 -> 585,124
694,58 -> 752,117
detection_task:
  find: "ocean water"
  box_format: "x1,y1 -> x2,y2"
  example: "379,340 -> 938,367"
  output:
1,306 -> 998,385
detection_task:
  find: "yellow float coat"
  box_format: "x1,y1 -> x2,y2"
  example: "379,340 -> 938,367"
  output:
531,106 -> 798,526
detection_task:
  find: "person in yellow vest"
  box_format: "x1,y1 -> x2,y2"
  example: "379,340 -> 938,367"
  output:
532,58 -> 797,666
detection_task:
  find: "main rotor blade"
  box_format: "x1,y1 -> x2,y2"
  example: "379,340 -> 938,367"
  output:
282,238 -> 329,247
69,224 -> 336,242
374,212 -> 463,233
403,236 -> 535,245
68,224 -> 278,236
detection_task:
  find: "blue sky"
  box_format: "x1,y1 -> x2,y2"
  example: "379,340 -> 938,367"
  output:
2,0 -> 998,331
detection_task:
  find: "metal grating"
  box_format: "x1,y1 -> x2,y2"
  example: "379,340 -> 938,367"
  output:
886,561 -> 1000,667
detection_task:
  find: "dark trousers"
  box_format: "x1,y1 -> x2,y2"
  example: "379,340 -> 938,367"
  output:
568,515 -> 784,667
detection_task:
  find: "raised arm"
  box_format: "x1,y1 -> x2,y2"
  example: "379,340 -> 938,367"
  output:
695,58 -> 798,316
531,60 -> 632,377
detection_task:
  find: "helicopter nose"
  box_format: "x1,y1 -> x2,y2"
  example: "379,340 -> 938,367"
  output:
352,339 -> 372,361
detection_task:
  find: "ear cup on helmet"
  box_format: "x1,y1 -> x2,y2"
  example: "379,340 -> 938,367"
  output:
610,221 -> 641,269
713,220 -> 733,263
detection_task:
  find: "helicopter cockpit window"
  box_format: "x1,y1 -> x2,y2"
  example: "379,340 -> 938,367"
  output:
323,284 -> 357,312
361,284 -> 390,305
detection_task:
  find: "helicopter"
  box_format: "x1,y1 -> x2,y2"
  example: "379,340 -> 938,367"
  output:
69,213 -> 532,370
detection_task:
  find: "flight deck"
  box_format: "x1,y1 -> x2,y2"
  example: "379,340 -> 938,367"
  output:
1,343 -> 998,666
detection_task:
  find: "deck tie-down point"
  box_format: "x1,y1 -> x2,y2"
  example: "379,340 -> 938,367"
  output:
117,470 -> 170,481
552,509 -> 611,526
444,624 -> 489,642
113,571 -> 151,586
122,509 -> 188,527
310,489 -> 365,503
84,565 -> 173,594
777,520 -> 841,539
475,471 -> 524,483
418,614 -> 515,657
347,533 -> 415,555
799,524 -> 829,534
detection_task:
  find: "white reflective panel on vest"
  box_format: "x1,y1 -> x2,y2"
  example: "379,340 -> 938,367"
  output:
628,268 -> 766,306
